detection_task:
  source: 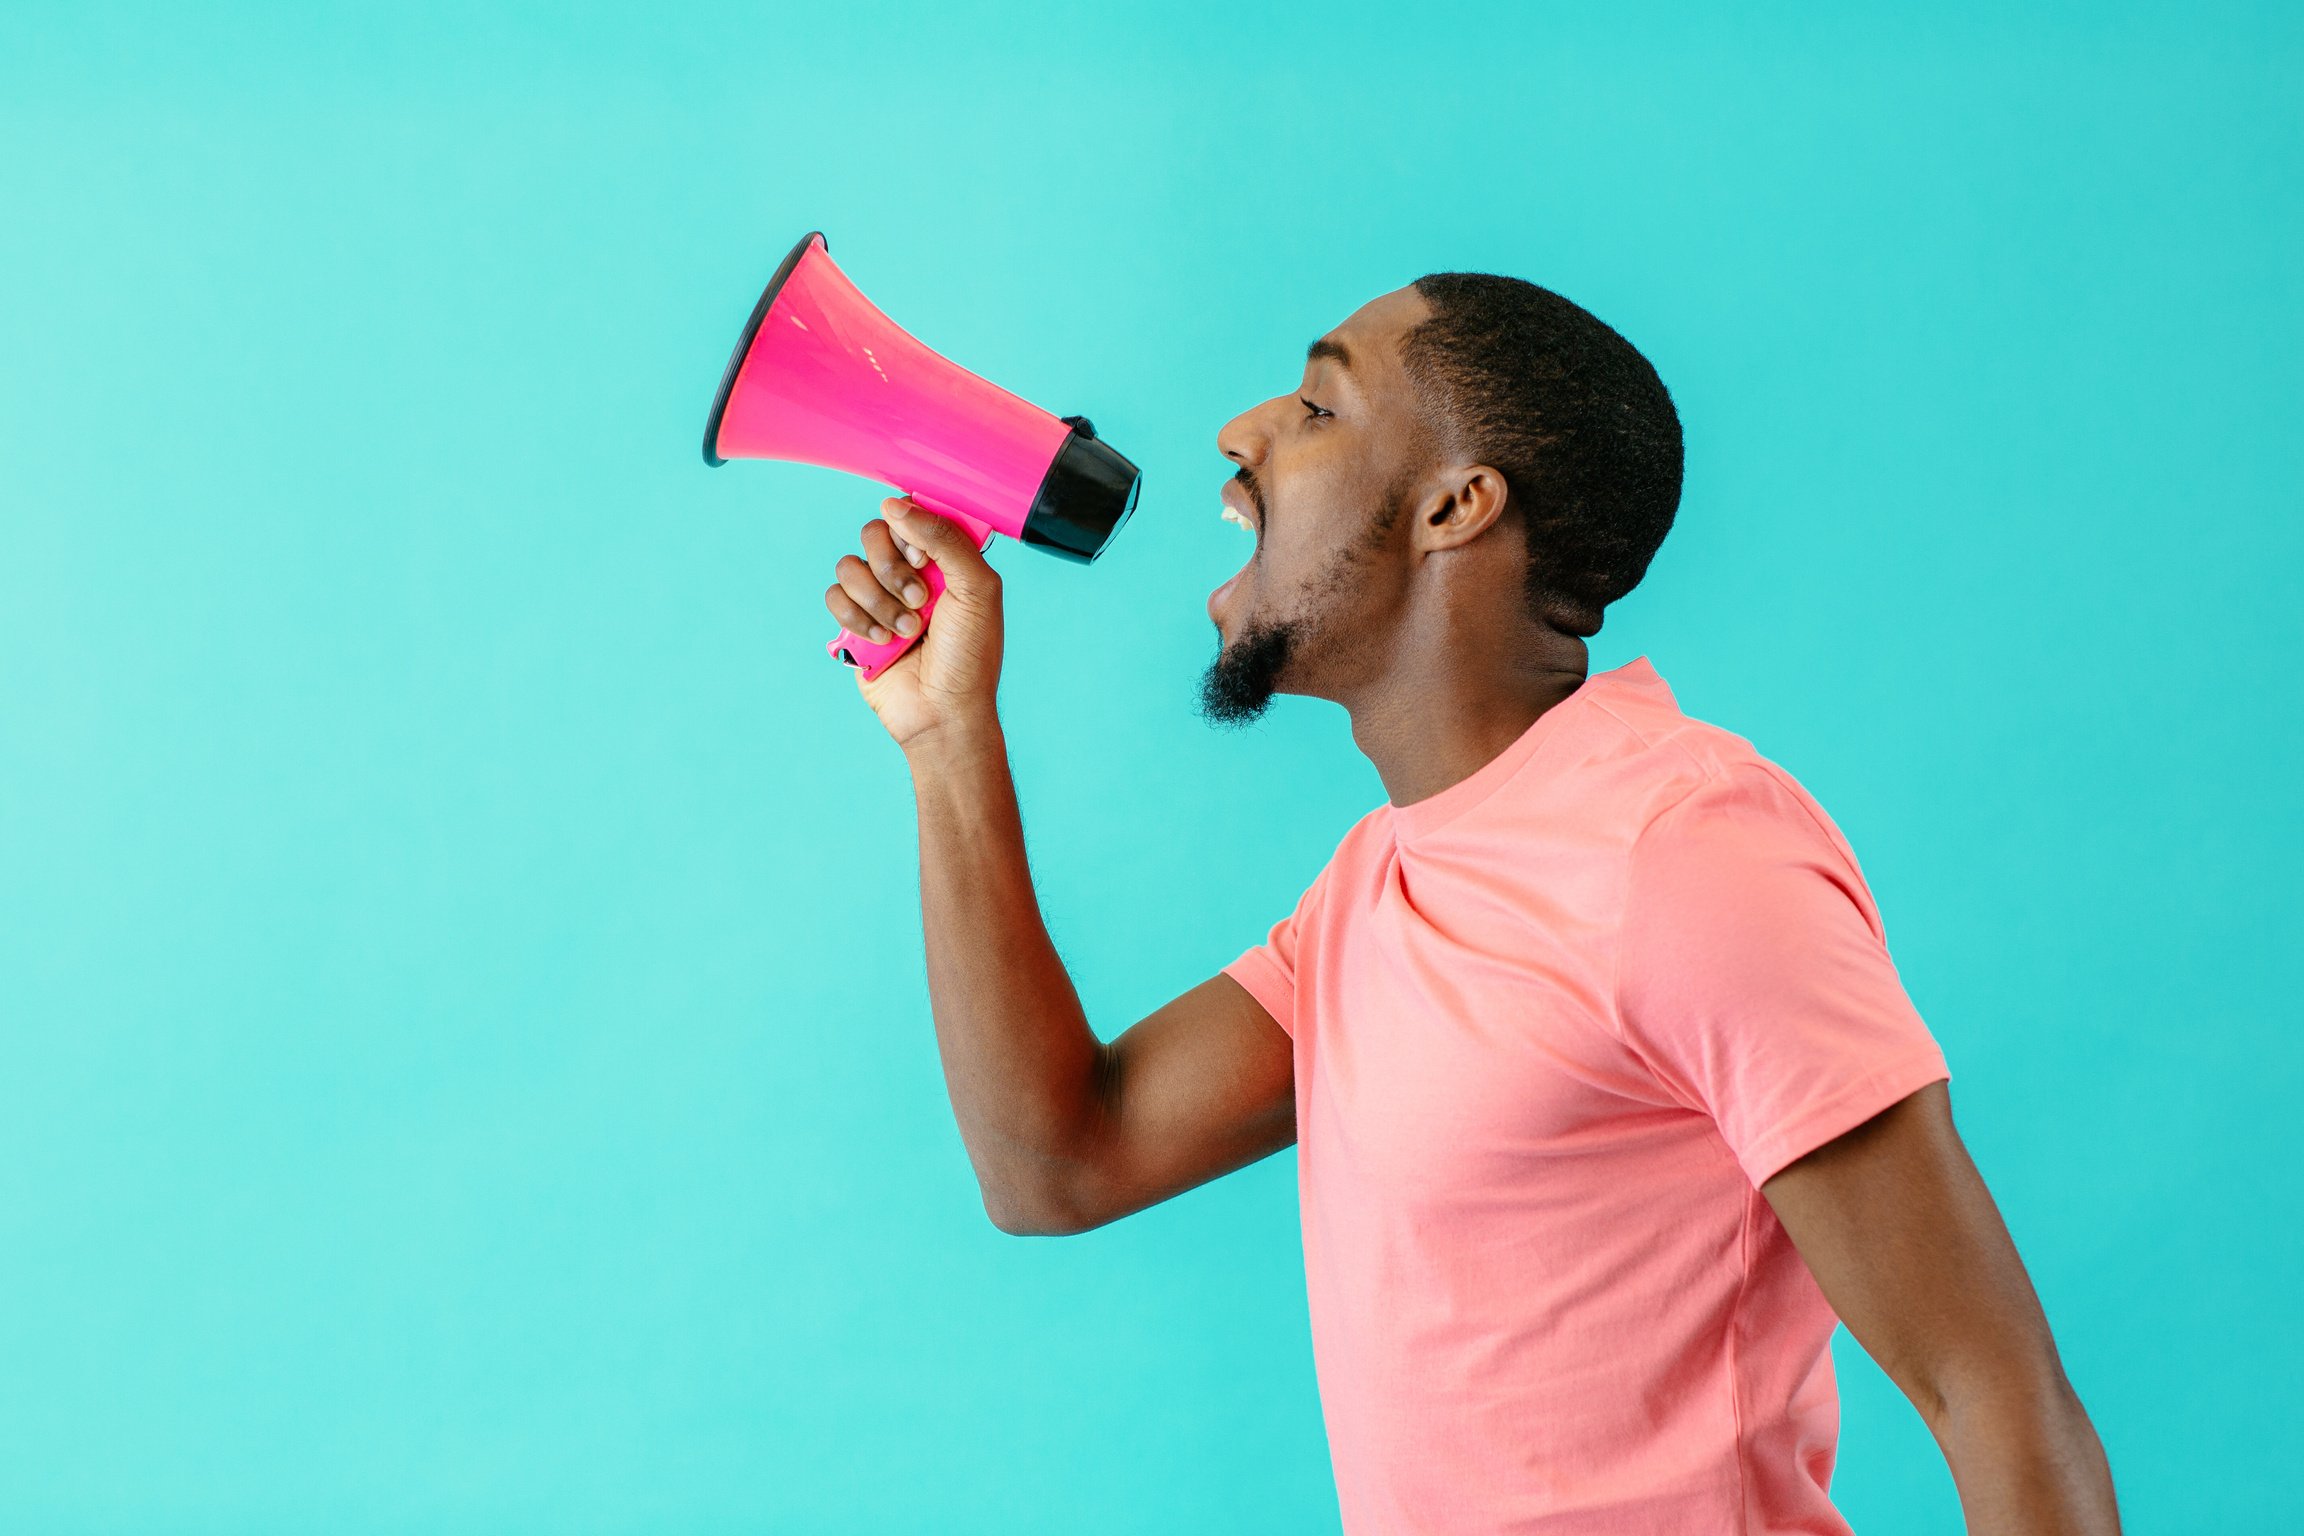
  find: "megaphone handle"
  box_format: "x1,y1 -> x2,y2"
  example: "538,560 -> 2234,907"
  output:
825,503 -> 996,681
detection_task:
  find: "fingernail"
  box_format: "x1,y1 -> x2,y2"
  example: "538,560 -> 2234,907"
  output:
894,612 -> 920,637
869,624 -> 890,643
903,582 -> 928,606
906,547 -> 927,568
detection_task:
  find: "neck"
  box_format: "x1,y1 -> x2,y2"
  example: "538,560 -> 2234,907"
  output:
1339,602 -> 1590,809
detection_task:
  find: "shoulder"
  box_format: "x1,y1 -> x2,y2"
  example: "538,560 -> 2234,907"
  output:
1313,803 -> 1396,891
1629,751 -> 1870,897
1546,676 -> 1886,939
1266,803 -> 1393,923
1564,668 -> 1860,870
1621,751 -> 1889,961
1531,677 -> 1820,858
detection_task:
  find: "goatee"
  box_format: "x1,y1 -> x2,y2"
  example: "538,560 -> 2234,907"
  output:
1198,618 -> 1299,726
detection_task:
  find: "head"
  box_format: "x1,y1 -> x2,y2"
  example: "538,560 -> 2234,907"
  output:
1199,273 -> 1683,726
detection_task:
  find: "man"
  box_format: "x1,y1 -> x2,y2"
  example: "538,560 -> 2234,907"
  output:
821,272 -> 2119,1534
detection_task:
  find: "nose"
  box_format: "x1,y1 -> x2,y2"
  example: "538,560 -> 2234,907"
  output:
1217,399 -> 1272,471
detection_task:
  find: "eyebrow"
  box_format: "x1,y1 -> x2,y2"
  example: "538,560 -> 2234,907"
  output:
1306,335 -> 1354,371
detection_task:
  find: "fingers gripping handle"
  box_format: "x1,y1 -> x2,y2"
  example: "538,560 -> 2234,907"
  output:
825,503 -> 995,681
825,559 -> 948,680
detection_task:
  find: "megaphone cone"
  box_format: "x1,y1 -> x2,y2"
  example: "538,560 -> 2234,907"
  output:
704,232 -> 1140,678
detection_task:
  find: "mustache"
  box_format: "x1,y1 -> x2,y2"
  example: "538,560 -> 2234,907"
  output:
1230,466 -> 1267,523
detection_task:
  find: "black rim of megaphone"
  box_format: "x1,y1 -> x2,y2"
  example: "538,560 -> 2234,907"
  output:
702,230 -> 826,467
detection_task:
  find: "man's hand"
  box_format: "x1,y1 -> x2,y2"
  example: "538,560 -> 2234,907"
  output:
823,496 -> 1005,750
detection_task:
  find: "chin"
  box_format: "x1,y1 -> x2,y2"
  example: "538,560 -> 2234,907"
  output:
1199,612 -> 1302,727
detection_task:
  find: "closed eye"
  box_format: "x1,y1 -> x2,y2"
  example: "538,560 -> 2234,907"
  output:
1300,396 -> 1332,421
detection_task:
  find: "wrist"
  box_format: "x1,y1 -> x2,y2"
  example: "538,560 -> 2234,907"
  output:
900,709 -> 1007,774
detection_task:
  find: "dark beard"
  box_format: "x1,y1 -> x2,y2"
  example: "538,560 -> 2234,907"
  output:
1197,616 -> 1299,727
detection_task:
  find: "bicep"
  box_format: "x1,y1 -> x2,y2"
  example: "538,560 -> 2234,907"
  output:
1063,973 -> 1296,1230
1761,1082 -> 2068,1417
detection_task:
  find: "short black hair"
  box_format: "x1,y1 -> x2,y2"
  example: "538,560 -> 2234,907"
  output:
1399,273 -> 1682,637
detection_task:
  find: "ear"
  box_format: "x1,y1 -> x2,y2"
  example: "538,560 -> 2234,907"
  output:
1409,463 -> 1512,553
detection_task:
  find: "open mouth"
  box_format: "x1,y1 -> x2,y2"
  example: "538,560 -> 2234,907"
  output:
1208,483 -> 1261,622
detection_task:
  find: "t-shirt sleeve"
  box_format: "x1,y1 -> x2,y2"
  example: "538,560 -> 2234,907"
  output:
1615,764 -> 1950,1187
1222,865 -> 1328,1040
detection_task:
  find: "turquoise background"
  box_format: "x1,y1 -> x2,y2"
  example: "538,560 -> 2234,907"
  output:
4,3 -> 2297,1529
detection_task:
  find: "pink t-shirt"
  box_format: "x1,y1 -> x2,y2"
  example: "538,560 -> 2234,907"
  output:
1224,656 -> 1948,1536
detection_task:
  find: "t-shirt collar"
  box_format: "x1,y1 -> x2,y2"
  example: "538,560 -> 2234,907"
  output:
1388,656 -> 1659,843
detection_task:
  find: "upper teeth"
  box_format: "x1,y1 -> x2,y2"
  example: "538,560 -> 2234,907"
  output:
1221,506 -> 1253,531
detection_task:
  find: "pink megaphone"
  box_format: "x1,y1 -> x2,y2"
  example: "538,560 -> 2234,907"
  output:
703,231 -> 1141,679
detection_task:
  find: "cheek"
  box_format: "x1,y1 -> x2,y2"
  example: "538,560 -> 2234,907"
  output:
1256,450 -> 1376,596
1271,450 -> 1373,546
1251,531 -> 1346,623
1253,524 -> 1314,594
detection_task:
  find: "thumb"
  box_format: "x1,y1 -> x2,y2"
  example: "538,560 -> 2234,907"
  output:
886,500 -> 998,602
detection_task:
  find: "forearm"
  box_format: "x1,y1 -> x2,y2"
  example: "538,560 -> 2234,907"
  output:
904,716 -> 1105,1232
1929,1367 -> 2119,1535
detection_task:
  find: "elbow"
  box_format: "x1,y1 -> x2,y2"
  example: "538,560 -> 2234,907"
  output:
979,1175 -> 1105,1238
976,1079 -> 1124,1237
982,1199 -> 1089,1238
984,1202 -> 1084,1238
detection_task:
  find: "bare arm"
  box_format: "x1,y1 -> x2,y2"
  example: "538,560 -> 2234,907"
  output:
827,499 -> 1296,1235
1763,1083 -> 2119,1534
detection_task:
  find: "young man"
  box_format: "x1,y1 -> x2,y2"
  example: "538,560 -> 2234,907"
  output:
821,274 -> 2119,1534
